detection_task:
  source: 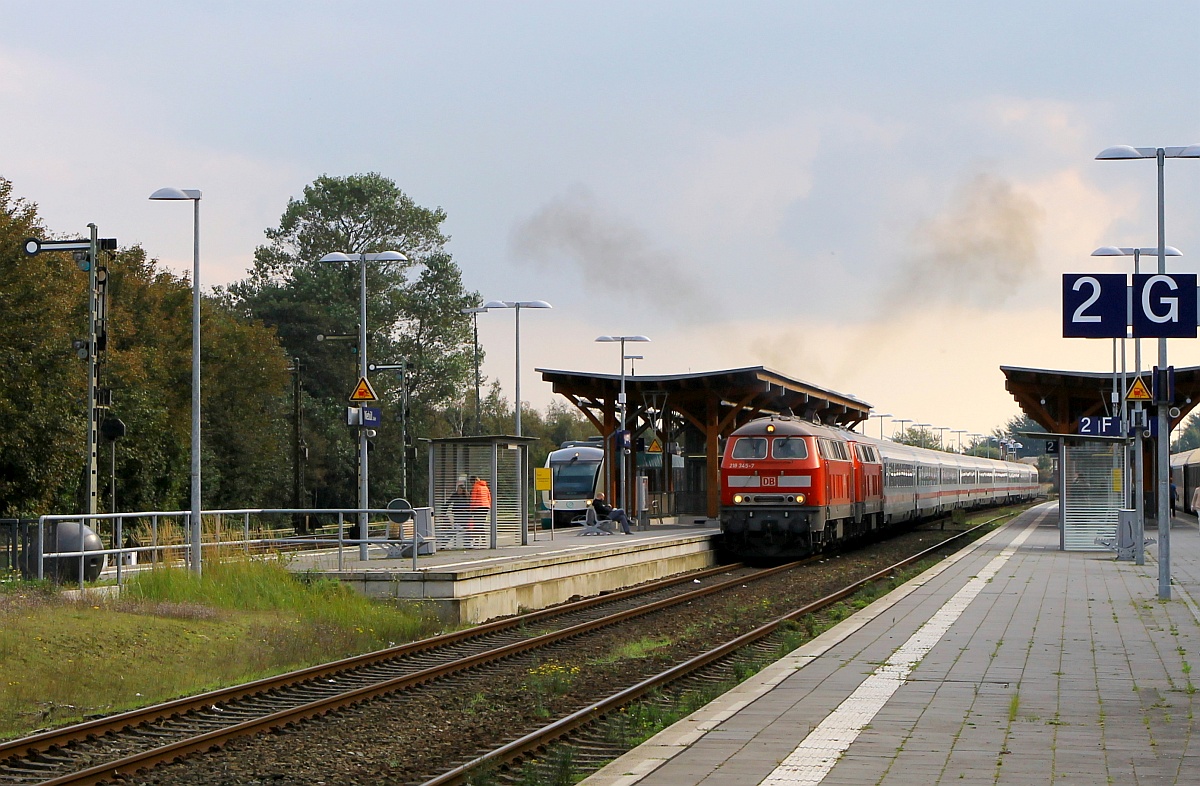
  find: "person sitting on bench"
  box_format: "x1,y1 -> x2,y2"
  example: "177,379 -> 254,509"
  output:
592,492 -> 633,534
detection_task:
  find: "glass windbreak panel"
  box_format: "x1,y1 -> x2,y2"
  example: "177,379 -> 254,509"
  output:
732,437 -> 768,459
772,437 -> 809,459
550,461 -> 601,499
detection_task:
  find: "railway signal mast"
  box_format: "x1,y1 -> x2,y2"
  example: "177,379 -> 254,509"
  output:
23,229 -> 117,521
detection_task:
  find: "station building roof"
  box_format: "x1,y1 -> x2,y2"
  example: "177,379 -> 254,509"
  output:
1001,364 -> 1200,435
536,365 -> 872,433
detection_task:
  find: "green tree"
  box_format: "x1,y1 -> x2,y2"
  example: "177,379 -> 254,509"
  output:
0,178 -> 293,517
0,178 -> 88,516
224,173 -> 477,508
1173,411 -> 1200,452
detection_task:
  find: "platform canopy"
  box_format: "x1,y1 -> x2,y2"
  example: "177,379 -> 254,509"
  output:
1001,364 -> 1200,435
537,366 -> 872,519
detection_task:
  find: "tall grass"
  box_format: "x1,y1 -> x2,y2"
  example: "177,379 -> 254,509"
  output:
0,557 -> 443,739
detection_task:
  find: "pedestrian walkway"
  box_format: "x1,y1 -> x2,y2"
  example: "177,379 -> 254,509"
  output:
583,503 -> 1200,785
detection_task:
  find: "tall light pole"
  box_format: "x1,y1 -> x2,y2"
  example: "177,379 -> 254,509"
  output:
597,335 -> 651,515
319,250 -> 407,561
625,354 -> 643,376
892,419 -> 911,441
460,305 -> 490,435
915,423 -> 932,449
483,300 -> 552,436
1092,245 -> 1181,567
935,426 -> 949,451
1097,143 -> 1200,599
149,187 -> 204,575
870,413 -> 893,440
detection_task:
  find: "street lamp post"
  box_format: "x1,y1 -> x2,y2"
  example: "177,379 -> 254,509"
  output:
891,419 -> 911,441
952,430 -> 967,453
1092,246 -> 1181,567
149,187 -> 204,575
625,354 -> 643,376
460,305 -> 491,435
915,424 -> 932,449
596,335 -> 651,516
483,300 -> 553,436
1097,143 -> 1200,599
869,413 -> 893,440
319,250 -> 407,561
936,427 -> 949,451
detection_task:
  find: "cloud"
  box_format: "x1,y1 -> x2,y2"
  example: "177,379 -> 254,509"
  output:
508,185 -> 716,320
888,172 -> 1045,309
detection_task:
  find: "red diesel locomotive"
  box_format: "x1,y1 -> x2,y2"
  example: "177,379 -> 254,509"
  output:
720,415 -> 1038,558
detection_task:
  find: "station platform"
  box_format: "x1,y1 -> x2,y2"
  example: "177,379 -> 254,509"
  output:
286,522 -> 717,624
583,503 -> 1200,785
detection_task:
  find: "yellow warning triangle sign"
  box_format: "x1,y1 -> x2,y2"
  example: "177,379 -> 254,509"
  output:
349,376 -> 378,402
1126,376 -> 1152,401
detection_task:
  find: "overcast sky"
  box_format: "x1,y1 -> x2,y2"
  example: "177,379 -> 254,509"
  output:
5,2 -> 1200,440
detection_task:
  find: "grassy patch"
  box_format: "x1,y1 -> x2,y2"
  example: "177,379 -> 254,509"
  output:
591,636 -> 672,665
0,558 -> 442,739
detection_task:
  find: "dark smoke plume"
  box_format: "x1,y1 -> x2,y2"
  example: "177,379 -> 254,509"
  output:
510,186 -> 715,320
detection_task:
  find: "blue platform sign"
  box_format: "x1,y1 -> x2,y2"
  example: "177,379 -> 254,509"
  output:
1063,274 -> 1126,338
1078,416 -> 1122,437
361,407 -> 382,427
1132,274 -> 1198,338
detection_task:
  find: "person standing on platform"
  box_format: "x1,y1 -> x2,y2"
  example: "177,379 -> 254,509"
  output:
1171,481 -> 1179,519
592,491 -> 633,534
469,475 -> 492,529
1192,485 -> 1200,527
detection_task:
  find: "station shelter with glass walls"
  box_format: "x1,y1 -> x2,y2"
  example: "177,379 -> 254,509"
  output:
537,367 -> 871,523
1002,364 -> 1200,550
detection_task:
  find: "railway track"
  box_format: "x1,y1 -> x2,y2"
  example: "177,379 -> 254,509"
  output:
420,515 -> 1014,786
0,514 -> 1016,785
0,561 -> 780,785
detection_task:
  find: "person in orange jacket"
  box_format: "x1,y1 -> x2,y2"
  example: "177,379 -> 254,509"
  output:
469,475 -> 492,527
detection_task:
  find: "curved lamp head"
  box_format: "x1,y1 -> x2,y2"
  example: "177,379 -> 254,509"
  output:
595,334 -> 650,343
1091,246 -> 1182,257
149,187 -> 202,200
484,300 -> 553,309
318,250 -> 407,263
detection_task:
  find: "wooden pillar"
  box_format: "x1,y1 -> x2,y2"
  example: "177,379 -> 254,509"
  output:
706,397 -> 720,520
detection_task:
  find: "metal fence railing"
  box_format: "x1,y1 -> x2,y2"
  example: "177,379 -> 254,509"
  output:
21,507 -> 440,589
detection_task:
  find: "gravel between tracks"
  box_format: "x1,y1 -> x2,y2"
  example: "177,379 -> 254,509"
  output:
130,525 -> 984,785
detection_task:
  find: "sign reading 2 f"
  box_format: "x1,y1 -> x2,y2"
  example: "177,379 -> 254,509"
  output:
1063,274 -> 1126,338
1132,274 -> 1197,338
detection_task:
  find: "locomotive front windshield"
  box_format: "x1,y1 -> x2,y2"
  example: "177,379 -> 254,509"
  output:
771,437 -> 808,459
550,460 -> 601,499
731,437 -> 768,459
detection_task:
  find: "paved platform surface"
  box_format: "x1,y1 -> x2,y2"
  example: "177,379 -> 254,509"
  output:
584,503 -> 1200,785
285,520 -> 715,575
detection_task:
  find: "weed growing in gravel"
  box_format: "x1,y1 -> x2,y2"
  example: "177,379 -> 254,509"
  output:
591,636 -> 671,664
515,745 -> 578,786
524,659 -> 580,717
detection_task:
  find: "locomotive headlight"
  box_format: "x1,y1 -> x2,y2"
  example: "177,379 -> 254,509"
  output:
794,494 -> 805,505
733,494 -> 744,504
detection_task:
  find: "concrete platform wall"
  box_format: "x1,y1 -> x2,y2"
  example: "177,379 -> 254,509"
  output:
326,533 -> 716,624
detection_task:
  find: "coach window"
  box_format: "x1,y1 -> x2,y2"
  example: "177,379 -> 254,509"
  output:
732,437 -> 768,460
772,437 -> 808,459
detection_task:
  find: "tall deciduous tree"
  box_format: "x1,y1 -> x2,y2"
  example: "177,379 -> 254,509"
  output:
0,179 -> 87,516
0,178 -> 292,517
225,173 -> 478,507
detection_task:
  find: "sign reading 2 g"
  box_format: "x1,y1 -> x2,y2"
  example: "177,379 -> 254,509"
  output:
1062,273 -> 1198,338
